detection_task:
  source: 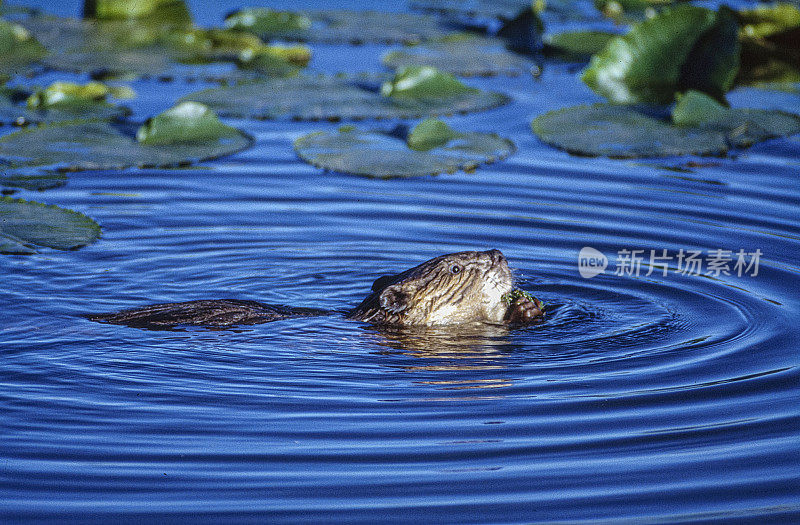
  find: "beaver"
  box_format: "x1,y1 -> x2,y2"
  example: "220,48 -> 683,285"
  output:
88,249 -> 544,329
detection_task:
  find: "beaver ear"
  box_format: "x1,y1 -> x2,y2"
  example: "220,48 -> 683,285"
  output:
371,274 -> 396,292
379,284 -> 408,314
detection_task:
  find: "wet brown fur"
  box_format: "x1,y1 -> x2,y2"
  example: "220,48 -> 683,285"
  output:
90,250 -> 544,329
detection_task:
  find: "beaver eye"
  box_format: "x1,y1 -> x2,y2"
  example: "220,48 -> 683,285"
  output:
450,264 -> 462,274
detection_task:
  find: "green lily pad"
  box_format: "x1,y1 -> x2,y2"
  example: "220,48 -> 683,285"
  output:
0,103 -> 252,170
224,8 -> 449,44
593,0 -> 674,22
235,44 -> 310,76
20,15 -> 176,77
0,197 -> 101,254
19,13 -> 300,80
294,119 -> 515,178
136,101 -> 243,145
0,19 -> 47,77
383,35 -> 538,77
0,85 -> 130,126
83,0 -> 192,22
671,90 -> 728,127
531,103 -> 800,158
582,5 -> 740,104
0,172 -> 67,191
543,30 -> 618,61
26,81 -> 135,109
181,71 -> 509,121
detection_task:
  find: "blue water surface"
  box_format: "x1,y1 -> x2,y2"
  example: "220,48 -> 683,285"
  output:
2,1 -> 800,523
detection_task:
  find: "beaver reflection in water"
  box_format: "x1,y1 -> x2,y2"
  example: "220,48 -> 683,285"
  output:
89,249 -> 544,329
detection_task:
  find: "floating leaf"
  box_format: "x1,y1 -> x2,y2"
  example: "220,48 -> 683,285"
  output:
671,90 -> 727,127
582,5 -> 740,104
181,73 -> 509,121
407,118 -> 462,151
236,44 -> 310,75
224,8 -> 311,37
384,35 -> 538,76
0,19 -> 47,77
295,119 -> 515,178
225,8 -> 448,44
543,30 -> 618,61
380,66 -> 474,98
0,106 -> 252,170
19,14 -> 289,80
20,15 -> 177,77
409,0 -> 530,21
532,103 -> 800,158
0,197 -> 101,254
593,0 -> 674,22
136,101 -> 243,145
0,172 -> 67,191
0,85 -> 129,125
83,0 -> 192,24
27,81 -> 132,108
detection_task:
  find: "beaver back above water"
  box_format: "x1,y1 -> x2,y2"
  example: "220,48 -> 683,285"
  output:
89,249 -> 544,329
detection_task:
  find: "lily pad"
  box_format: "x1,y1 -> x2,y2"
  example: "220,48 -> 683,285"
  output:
136,101 -> 242,145
0,197 -> 101,254
181,70 -> 509,121
531,103 -> 800,158
582,5 -> 740,104
0,103 -> 252,170
409,0 -> 530,21
383,35 -> 539,76
671,90 -> 727,127
19,14 -> 303,80
0,84 -> 130,126
543,30 -> 618,61
20,15 -> 176,77
0,172 -> 67,191
294,119 -> 515,178
593,0 -> 674,23
0,19 -> 47,77
83,0 -> 191,21
224,8 -> 449,44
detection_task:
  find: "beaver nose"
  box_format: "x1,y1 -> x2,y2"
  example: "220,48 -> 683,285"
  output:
486,249 -> 505,265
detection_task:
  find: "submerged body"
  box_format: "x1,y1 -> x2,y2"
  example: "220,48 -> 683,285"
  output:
89,249 -> 544,329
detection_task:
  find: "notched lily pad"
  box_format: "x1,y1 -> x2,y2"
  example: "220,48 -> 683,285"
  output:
531,103 -> 800,158
383,35 -> 539,76
294,118 -> 515,178
0,196 -> 101,254
0,103 -> 253,170
225,8 -> 448,44
181,69 -> 509,121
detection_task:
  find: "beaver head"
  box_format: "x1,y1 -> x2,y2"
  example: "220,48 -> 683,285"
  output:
347,249 -> 526,326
